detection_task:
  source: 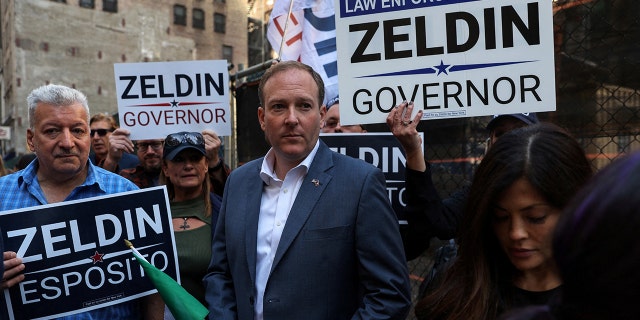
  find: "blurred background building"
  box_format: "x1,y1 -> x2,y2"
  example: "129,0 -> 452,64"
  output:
0,0 -> 250,164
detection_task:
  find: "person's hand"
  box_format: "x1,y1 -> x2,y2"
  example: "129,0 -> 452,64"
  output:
202,129 -> 222,168
102,128 -> 134,172
2,251 -> 25,289
386,101 -> 426,172
108,128 -> 135,160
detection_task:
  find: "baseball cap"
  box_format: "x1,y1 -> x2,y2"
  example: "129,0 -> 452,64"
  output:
486,113 -> 539,131
162,132 -> 206,161
326,96 -> 339,109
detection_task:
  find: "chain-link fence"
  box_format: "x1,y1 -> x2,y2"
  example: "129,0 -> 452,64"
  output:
404,1 -> 640,318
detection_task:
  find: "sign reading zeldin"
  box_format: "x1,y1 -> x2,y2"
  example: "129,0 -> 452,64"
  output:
0,186 -> 178,320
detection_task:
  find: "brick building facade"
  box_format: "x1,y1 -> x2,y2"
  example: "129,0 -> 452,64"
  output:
0,0 -> 248,155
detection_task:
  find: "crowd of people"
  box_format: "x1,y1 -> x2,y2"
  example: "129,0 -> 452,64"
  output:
0,60 -> 637,320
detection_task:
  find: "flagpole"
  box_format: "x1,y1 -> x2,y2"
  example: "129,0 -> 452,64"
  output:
123,239 -> 209,320
277,0 -> 296,59
124,239 -> 149,263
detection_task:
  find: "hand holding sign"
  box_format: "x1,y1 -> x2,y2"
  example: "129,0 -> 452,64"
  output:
1,251 -> 25,289
103,128 -> 135,171
386,102 -> 426,172
202,129 -> 222,168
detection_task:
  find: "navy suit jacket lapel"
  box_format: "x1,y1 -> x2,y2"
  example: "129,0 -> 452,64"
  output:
271,143 -> 334,272
244,160 -> 264,285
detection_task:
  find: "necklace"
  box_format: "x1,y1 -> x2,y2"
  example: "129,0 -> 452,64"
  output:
180,217 -> 190,230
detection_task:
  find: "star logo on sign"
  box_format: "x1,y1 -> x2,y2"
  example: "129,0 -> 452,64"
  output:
433,60 -> 451,76
170,100 -> 179,107
90,251 -> 105,264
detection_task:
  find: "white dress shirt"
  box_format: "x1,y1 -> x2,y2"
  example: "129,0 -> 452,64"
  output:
254,141 -> 320,320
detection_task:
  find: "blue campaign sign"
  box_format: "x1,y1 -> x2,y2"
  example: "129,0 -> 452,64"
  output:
320,132 -> 423,223
0,186 -> 177,320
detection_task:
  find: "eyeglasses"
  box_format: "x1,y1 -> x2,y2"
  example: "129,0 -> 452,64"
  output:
165,132 -> 204,147
136,141 -> 164,152
90,129 -> 113,137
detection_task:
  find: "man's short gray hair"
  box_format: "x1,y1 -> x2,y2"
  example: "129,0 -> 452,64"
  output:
27,84 -> 90,129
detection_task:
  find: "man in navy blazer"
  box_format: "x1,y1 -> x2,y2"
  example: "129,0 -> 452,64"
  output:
204,61 -> 412,320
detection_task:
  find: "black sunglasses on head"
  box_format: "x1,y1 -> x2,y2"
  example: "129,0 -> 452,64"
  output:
165,132 -> 204,147
90,129 -> 113,137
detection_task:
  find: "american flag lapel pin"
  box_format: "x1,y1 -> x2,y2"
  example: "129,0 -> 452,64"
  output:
311,179 -> 320,187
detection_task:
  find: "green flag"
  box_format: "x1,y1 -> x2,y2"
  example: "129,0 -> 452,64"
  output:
125,240 -> 209,320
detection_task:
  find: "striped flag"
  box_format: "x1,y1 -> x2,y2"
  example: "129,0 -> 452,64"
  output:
266,0 -> 338,105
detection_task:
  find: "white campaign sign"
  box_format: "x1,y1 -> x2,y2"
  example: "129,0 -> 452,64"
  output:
114,60 -> 231,139
335,0 -> 556,125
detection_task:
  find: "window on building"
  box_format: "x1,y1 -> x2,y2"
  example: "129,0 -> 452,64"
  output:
222,45 -> 233,63
79,0 -> 95,8
103,0 -> 117,13
193,8 -> 205,29
50,0 -> 66,3
215,0 -> 226,3
174,5 -> 187,26
214,13 -> 226,33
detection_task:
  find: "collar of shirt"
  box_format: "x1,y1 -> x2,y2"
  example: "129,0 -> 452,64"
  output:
18,159 -> 109,196
259,140 -> 320,184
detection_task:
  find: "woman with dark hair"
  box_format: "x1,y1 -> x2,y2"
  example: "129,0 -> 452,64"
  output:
415,123 -> 593,320
502,151 -> 640,320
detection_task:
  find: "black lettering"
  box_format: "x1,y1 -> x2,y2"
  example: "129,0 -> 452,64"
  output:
443,82 -> 463,108
195,74 -> 202,96
467,79 -> 489,106
376,87 -> 397,112
493,77 -> 516,104
502,3 -> 540,48
140,75 -> 157,98
205,73 -> 225,96
446,12 -> 480,53
484,8 -> 497,50
120,76 -> 139,99
397,84 -> 419,102
416,16 -> 444,56
175,74 -> 193,97
350,22 -> 381,63
158,75 -> 174,98
423,83 -> 441,110
520,75 -> 541,102
354,89 -> 373,114
383,18 -> 412,60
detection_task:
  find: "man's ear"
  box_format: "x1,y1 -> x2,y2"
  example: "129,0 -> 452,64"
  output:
258,106 -> 266,131
27,128 -> 35,152
320,105 -> 327,121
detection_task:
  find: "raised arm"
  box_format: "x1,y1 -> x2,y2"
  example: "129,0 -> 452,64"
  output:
102,128 -> 135,173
